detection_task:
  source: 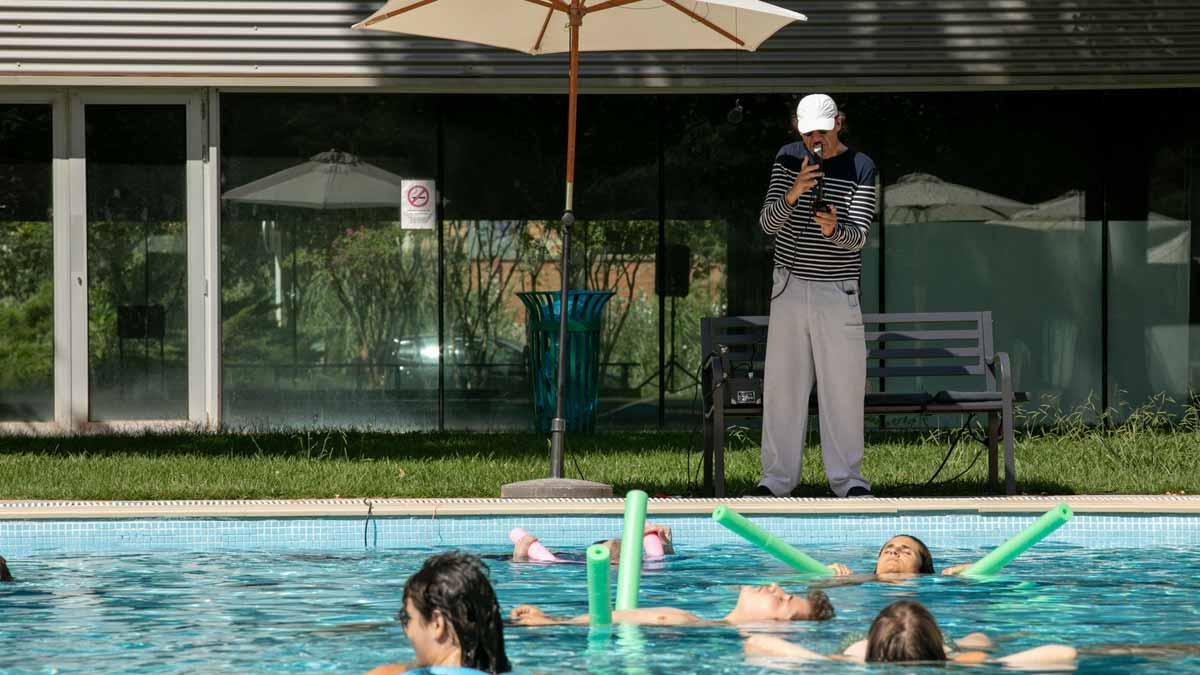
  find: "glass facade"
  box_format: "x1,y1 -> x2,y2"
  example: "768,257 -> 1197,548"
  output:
85,105 -> 189,421
223,88 -> 1199,430
0,104 -> 54,422
0,88 -> 1196,431
220,94 -> 439,430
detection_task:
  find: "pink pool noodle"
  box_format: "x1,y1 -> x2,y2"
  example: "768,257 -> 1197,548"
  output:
643,532 -> 665,559
509,528 -> 559,562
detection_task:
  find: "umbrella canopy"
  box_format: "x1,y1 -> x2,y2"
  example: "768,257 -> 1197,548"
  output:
222,150 -> 405,210
885,172 -> 1030,224
353,0 -> 805,54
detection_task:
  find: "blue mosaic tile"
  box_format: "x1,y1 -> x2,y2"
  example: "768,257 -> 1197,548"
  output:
1,513 -> 1199,557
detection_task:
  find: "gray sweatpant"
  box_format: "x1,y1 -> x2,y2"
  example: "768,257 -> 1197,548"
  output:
760,268 -> 869,497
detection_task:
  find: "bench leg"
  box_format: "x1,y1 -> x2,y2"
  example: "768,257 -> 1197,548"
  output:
1003,402 -> 1017,495
987,411 -> 1000,493
702,416 -> 714,497
713,410 -> 726,499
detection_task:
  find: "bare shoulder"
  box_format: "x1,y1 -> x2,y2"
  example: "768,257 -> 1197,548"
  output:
364,663 -> 412,675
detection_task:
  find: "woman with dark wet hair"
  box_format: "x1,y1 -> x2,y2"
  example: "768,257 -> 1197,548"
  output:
368,552 -> 511,675
823,534 -> 972,579
0,555 -> 13,582
744,599 -> 1076,666
865,600 -> 950,662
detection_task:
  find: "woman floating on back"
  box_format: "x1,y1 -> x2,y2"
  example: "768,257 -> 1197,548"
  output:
745,600 -> 1076,666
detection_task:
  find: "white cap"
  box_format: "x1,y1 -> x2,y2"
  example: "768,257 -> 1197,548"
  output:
795,94 -> 838,134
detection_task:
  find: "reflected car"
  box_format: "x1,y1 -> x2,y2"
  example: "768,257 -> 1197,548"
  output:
391,335 -> 528,391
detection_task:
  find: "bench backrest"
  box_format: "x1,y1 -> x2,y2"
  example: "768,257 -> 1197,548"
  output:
700,311 -> 997,392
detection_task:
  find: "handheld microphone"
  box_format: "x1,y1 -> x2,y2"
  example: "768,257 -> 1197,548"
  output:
810,144 -> 831,214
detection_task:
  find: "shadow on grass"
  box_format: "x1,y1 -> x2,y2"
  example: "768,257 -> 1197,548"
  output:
0,430 -> 697,461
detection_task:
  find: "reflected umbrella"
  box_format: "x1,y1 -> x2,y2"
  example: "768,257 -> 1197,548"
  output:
221,150 -> 410,383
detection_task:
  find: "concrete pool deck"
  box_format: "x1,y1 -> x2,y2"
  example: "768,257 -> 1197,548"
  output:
1,494 -> 1198,519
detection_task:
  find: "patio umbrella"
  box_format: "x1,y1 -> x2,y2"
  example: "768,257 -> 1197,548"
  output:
353,0 -> 806,492
885,172 -> 1029,224
222,150 -> 409,355
222,149 -> 406,209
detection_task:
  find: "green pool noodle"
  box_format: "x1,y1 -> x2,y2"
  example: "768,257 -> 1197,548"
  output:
615,489 -> 648,610
963,503 -> 1073,577
586,544 -> 612,626
711,505 -> 832,576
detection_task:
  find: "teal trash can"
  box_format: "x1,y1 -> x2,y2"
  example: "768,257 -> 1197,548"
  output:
517,290 -> 615,433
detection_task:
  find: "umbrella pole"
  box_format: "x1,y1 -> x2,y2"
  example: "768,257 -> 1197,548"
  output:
549,1 -> 582,479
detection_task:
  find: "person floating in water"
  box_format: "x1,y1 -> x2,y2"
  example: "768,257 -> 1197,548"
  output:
509,584 -> 833,626
367,552 -> 511,675
745,599 -> 1076,666
0,555 -> 13,582
510,523 -> 674,564
819,534 -> 972,582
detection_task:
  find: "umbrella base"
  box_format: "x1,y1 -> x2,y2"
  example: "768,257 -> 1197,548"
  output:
500,478 -> 613,499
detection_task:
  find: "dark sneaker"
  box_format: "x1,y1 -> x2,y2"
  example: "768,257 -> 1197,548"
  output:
751,485 -> 777,497
845,486 -> 873,498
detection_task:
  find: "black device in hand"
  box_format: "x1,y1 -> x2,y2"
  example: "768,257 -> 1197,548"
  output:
810,146 -> 832,214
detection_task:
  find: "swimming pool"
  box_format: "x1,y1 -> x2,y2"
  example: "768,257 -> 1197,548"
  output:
2,508 -> 1199,673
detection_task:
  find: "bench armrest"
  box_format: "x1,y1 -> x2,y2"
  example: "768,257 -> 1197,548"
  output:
986,351 -> 1014,403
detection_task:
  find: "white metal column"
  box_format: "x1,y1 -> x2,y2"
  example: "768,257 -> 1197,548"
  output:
203,88 -> 222,428
66,93 -> 89,430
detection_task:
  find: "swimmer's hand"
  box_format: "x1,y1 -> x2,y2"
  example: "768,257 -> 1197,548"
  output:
510,605 -> 556,626
825,563 -> 853,576
942,563 -> 971,576
744,635 -> 827,660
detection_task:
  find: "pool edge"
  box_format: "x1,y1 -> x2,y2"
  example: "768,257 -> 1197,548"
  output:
1,495 -> 1199,518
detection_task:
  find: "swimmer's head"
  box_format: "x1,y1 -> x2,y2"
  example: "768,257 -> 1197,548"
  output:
874,535 -> 935,576
866,600 -> 946,662
728,584 -> 834,623
0,555 -> 12,583
401,552 -> 511,673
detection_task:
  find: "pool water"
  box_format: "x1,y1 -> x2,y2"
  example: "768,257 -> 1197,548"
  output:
2,542 -> 1199,673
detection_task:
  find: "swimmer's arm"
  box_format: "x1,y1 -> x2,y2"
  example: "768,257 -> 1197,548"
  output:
941,563 -> 972,576
744,635 -> 828,660
995,644 -> 1078,666
509,604 -> 576,626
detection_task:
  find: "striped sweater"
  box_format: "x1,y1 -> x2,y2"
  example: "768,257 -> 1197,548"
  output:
759,142 -> 878,281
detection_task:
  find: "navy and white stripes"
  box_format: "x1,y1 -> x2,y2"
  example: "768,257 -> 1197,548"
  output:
759,142 -> 878,281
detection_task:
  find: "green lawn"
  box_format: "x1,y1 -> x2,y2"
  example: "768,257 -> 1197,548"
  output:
0,418 -> 1196,499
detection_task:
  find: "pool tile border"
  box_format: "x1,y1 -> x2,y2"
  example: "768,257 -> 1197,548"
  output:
1,494 -> 1199,518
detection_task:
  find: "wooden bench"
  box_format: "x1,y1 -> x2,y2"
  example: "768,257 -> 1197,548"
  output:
700,312 -> 1028,497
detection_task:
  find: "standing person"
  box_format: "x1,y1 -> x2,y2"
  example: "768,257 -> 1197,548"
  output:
367,552 -> 512,675
755,94 -> 878,498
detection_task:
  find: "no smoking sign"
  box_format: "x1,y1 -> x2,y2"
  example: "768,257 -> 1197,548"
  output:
400,179 -> 435,230
406,184 -> 430,208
